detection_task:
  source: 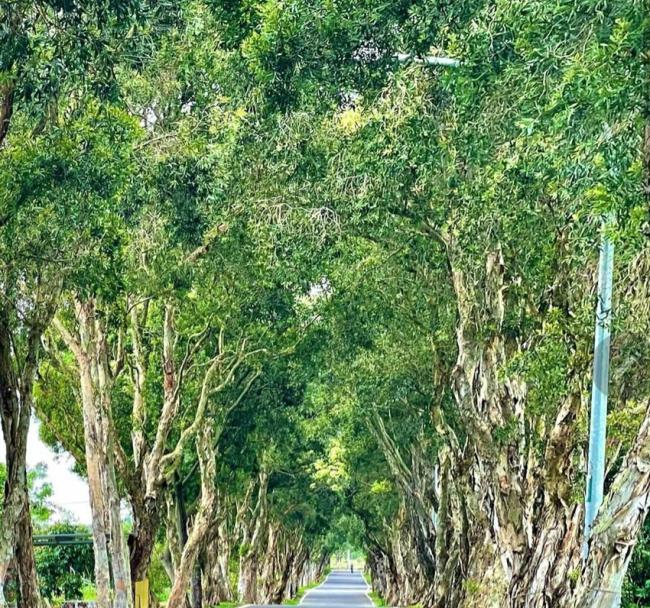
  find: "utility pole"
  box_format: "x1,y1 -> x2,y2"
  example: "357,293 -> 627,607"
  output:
583,222 -> 615,559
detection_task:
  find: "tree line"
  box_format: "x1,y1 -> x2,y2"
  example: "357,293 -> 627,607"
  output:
0,1 -> 648,607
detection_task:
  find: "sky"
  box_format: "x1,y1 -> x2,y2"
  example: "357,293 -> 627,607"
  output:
0,417 -> 92,524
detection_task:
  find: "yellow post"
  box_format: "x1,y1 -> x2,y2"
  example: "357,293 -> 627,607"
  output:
134,579 -> 149,608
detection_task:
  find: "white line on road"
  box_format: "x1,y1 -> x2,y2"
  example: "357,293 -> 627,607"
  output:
299,570 -> 333,605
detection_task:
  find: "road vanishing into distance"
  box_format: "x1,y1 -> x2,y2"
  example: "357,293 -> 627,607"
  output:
247,570 -> 375,608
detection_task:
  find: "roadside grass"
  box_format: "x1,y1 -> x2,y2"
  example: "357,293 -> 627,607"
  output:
363,572 -> 387,607
282,568 -> 331,605
368,589 -> 389,606
363,572 -> 421,608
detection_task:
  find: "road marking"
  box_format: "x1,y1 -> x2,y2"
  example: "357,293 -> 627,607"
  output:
364,580 -> 375,607
299,570 -> 333,605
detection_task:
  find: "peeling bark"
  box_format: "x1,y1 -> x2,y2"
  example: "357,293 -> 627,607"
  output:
54,301 -> 132,608
167,424 -> 218,608
202,516 -> 234,605
366,242 -> 596,608
0,306 -> 50,608
572,399 -> 650,607
236,469 -> 270,603
15,498 -> 41,608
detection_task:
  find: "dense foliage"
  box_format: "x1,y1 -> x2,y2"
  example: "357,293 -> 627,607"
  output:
34,523 -> 95,602
0,1 -> 647,607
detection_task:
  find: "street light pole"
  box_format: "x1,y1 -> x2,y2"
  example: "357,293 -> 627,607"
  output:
582,223 -> 615,559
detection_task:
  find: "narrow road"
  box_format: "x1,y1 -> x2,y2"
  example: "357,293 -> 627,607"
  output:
247,570 -> 375,608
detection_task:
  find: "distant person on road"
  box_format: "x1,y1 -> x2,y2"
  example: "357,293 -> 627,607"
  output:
350,564 -> 354,573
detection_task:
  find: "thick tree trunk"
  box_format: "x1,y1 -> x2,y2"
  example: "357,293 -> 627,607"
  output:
238,552 -> 259,604
237,471 -> 269,604
190,566 -> 202,608
0,413 -> 29,608
15,498 -> 41,608
259,528 -> 298,604
167,425 -> 217,608
202,521 -> 233,605
572,399 -> 650,608
55,301 -> 133,608
78,354 -> 113,608
0,312 -> 44,608
128,495 -> 160,588
106,440 -> 131,608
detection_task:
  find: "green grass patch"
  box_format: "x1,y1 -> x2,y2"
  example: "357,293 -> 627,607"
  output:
363,573 -> 421,608
282,570 -> 330,605
367,589 -> 389,607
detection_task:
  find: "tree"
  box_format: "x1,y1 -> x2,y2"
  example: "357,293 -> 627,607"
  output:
2,1 -> 648,607
0,2 -> 145,606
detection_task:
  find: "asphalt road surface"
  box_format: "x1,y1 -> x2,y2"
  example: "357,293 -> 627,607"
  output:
247,570 -> 375,608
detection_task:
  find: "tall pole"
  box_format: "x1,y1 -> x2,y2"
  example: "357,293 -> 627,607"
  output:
582,223 -> 615,560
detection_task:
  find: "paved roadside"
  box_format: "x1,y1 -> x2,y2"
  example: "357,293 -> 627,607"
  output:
246,570 -> 374,608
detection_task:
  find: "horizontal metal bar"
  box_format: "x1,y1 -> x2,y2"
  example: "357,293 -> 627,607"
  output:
33,534 -> 93,546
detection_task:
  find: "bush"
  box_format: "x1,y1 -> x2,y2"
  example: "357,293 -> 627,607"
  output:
35,522 -> 94,601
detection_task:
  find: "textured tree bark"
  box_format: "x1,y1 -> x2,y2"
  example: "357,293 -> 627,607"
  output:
15,498 -> 41,608
365,243 -> 600,608
128,495 -> 160,591
163,488 -> 190,608
77,339 -> 114,608
55,301 -> 133,608
367,545 -> 402,607
167,425 -> 217,608
237,471 -> 269,604
190,566 -> 202,608
572,398 -> 650,608
202,520 -> 234,605
0,310 -> 46,608
259,527 -> 299,604
286,548 -> 309,600
106,437 -> 131,608
238,550 -> 259,603
0,377 -> 30,608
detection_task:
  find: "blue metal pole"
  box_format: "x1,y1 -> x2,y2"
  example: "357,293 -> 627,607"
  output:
582,226 -> 614,560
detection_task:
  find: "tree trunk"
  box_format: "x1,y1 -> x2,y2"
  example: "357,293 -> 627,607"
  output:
572,398 -> 650,608
0,311 -> 44,608
202,521 -> 233,605
55,301 -> 133,608
167,425 -> 217,608
106,439 -> 131,608
237,552 -> 259,604
128,495 -> 160,588
237,471 -> 269,604
15,498 -> 41,608
79,354 -> 113,608
190,566 -> 202,608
